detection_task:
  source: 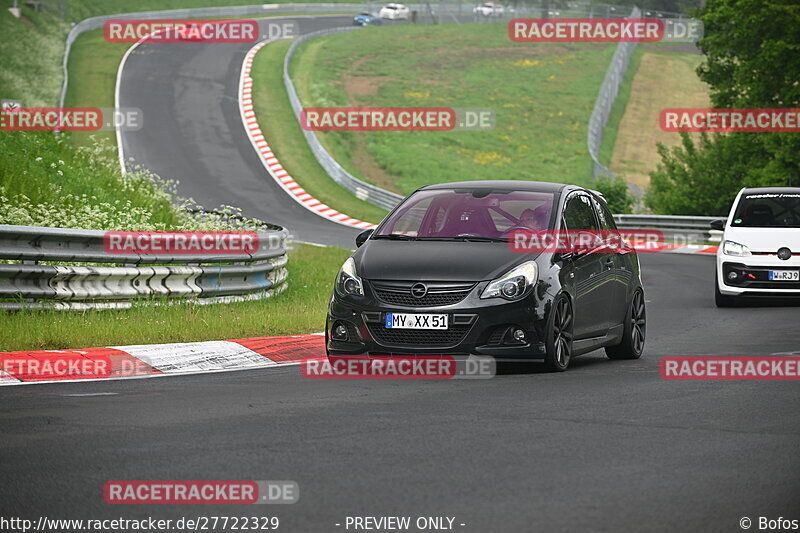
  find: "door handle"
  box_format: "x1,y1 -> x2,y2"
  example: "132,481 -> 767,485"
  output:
604,258 -> 614,269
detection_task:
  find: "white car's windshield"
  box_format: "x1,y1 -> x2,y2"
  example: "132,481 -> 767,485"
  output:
731,193 -> 800,228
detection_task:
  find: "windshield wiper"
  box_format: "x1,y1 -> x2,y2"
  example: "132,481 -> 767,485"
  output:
373,233 -> 416,240
434,235 -> 508,242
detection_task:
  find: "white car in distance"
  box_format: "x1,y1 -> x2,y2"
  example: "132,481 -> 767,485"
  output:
379,3 -> 410,19
713,187 -> 800,306
473,2 -> 505,17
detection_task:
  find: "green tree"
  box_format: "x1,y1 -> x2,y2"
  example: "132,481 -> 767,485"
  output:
594,175 -> 634,214
645,0 -> 800,215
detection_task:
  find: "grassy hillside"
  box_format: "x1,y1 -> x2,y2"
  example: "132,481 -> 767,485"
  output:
15,0 -> 352,23
0,2 -> 354,349
250,39 -> 388,224
291,23 -> 616,195
64,29 -> 131,147
608,44 -> 710,189
0,2 -> 66,107
0,2 -> 264,230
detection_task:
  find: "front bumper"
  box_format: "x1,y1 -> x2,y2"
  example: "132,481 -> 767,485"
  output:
326,281 -> 550,361
717,254 -> 800,297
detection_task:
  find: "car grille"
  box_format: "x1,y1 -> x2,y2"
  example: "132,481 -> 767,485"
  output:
367,324 -> 472,347
486,327 -> 507,346
370,281 -> 475,307
723,264 -> 800,289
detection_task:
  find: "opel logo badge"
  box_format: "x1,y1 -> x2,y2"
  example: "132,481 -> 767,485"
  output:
410,283 -> 428,298
778,247 -> 792,261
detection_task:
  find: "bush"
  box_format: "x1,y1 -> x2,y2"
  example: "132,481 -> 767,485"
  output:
593,175 -> 634,214
646,132 -> 797,216
0,132 -> 268,231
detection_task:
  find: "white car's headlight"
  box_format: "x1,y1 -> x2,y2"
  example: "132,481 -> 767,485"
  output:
335,257 -> 363,296
481,261 -> 538,301
722,240 -> 752,257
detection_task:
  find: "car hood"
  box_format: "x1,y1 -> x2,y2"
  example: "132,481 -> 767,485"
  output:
354,240 -> 539,282
724,227 -> 800,252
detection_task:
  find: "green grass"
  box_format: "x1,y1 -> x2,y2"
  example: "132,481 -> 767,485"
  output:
64,29 -> 131,147
0,3 -> 192,230
0,243 -> 349,351
0,4 -> 353,347
0,4 -> 271,231
0,2 -> 67,107
291,24 -> 616,195
0,131 -> 194,229
250,39 -> 388,224
61,0 -> 355,22
607,44 -> 709,189
598,46 -> 644,169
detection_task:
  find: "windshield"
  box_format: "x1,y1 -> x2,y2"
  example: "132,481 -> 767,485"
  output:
375,188 -> 556,240
731,193 -> 800,228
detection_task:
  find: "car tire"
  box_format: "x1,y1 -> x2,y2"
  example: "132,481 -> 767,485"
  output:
714,273 -> 738,307
605,289 -> 646,360
544,295 -> 573,372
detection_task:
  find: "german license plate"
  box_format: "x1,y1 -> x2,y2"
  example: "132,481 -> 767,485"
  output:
385,313 -> 448,329
769,270 -> 800,281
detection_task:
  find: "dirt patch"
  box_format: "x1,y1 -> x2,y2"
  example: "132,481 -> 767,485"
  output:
350,136 -> 400,192
610,51 -> 710,189
343,58 -> 394,101
339,58 -> 402,192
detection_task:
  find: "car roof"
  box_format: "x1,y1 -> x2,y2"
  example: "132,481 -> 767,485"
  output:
420,180 -> 576,194
741,187 -> 800,195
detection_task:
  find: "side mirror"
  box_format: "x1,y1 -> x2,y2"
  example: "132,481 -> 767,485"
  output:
710,219 -> 726,231
355,228 -> 374,247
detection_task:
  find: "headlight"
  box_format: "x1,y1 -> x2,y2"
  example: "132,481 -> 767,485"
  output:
722,240 -> 752,257
335,257 -> 363,296
481,261 -> 538,300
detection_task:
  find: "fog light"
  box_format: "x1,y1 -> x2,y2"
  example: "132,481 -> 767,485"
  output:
728,271 -> 739,280
332,322 -> 348,341
513,328 -> 526,343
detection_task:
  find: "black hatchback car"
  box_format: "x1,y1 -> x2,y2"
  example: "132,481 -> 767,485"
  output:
326,181 -> 646,371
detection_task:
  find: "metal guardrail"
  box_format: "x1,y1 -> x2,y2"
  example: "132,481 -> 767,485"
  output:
53,2 -> 693,217
0,225 -> 289,310
613,214 -> 722,243
587,6 -> 641,184
283,27 -> 405,211
57,3 -> 383,112
613,214 -> 719,229
283,5 -> 675,212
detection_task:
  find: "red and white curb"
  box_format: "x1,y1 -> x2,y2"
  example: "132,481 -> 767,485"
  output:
239,40 -> 376,231
642,243 -> 718,255
0,334 -> 325,386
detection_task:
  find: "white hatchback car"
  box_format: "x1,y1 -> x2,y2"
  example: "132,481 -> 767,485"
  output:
713,187 -> 800,306
379,3 -> 410,19
473,2 -> 505,17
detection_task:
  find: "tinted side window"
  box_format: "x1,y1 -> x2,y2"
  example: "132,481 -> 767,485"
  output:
591,196 -> 617,231
563,195 -> 599,231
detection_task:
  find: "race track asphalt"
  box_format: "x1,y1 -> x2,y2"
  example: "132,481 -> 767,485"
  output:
3,253 -> 799,532
117,15 -> 367,248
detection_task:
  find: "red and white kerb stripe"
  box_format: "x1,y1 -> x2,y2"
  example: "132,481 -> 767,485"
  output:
239,40 -> 375,230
